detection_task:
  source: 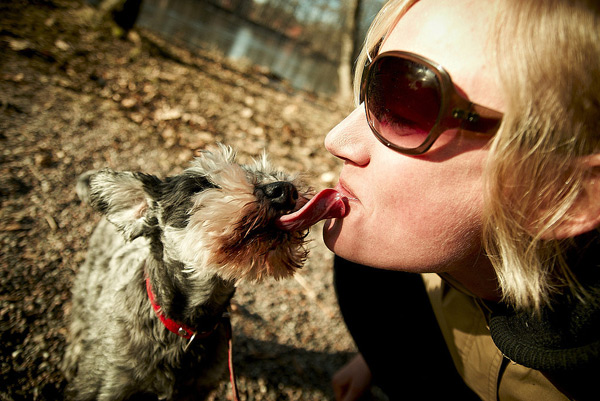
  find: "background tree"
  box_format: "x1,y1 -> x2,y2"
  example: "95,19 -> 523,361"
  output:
338,0 -> 361,103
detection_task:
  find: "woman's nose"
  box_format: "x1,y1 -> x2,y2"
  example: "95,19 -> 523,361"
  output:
324,105 -> 372,167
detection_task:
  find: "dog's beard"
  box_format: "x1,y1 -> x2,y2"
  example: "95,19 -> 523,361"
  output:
168,190 -> 308,282
165,158 -> 309,282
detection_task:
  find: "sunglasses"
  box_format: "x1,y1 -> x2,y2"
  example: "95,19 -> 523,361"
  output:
360,50 -> 504,155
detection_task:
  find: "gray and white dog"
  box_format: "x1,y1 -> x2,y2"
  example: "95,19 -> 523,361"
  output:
61,145 -> 337,401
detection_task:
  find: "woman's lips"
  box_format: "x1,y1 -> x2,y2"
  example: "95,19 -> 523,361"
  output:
335,179 -> 359,202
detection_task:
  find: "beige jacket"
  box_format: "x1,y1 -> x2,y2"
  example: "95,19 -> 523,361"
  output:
421,273 -> 569,401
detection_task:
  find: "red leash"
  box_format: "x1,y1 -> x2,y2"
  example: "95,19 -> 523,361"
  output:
145,277 -> 240,400
222,313 -> 240,401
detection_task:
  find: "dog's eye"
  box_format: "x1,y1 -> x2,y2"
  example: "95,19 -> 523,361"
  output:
189,177 -> 218,194
190,183 -> 206,194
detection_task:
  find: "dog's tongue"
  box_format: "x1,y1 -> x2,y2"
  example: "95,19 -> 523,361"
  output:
276,189 -> 348,232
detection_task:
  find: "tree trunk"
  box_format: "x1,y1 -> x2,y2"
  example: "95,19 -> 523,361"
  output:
337,0 -> 361,104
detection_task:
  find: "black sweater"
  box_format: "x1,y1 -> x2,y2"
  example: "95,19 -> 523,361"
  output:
489,233 -> 600,400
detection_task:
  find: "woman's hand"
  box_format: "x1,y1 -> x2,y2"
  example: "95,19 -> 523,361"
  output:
332,353 -> 373,401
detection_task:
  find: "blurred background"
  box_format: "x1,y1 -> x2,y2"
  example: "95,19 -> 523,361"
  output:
137,0 -> 386,96
0,0 -> 390,400
93,0 -> 386,96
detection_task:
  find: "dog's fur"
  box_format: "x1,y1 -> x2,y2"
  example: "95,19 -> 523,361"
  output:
62,145 -> 312,400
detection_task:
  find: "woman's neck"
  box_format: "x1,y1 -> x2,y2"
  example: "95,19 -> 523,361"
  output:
446,253 -> 502,302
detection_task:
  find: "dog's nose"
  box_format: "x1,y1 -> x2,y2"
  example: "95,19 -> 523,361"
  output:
256,182 -> 298,210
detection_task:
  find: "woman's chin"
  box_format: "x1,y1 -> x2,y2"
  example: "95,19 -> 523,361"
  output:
322,218 -> 341,252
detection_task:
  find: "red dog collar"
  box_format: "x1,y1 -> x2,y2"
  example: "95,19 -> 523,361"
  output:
145,277 -> 198,340
145,276 -> 239,400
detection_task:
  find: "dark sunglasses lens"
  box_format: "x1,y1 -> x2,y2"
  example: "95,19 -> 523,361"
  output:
366,57 -> 441,150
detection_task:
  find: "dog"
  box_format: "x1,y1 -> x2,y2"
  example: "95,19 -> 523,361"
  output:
62,144 -> 347,400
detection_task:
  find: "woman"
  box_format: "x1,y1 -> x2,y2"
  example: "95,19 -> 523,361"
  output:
323,0 -> 600,400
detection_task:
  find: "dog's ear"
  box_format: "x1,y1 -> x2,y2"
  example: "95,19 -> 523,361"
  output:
84,169 -> 162,241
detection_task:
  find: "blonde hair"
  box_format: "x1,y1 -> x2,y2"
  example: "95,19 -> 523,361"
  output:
484,0 -> 600,310
356,0 -> 600,311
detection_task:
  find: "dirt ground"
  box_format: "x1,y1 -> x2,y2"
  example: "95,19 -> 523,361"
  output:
0,1 -> 388,399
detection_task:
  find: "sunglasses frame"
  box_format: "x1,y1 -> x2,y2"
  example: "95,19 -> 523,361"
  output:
360,50 -> 503,155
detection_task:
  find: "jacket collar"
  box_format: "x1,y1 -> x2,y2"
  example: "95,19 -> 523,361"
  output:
489,232 -> 600,372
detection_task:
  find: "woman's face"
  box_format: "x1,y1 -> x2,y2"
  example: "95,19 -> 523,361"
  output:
323,0 -> 505,275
